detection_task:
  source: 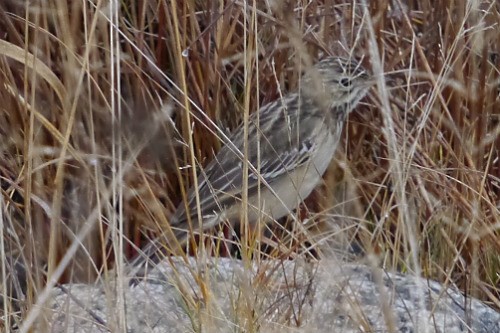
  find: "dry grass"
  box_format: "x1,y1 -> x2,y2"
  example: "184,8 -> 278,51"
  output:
1,0 -> 500,331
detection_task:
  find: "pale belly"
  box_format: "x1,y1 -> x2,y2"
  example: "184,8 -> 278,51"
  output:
224,128 -> 339,223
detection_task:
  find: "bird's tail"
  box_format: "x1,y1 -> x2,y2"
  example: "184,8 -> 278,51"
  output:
126,226 -> 188,283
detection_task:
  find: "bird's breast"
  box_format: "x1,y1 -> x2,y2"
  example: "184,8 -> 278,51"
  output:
310,124 -> 340,176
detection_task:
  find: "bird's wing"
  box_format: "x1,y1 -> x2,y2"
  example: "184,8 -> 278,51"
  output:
172,94 -> 321,226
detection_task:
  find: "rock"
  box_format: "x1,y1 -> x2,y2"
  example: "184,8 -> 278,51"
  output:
38,258 -> 500,333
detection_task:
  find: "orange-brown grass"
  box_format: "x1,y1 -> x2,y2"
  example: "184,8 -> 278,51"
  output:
1,0 -> 499,330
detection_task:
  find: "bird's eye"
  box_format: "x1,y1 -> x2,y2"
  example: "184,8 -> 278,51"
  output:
339,77 -> 351,87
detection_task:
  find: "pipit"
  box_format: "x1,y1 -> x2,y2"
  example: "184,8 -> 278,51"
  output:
131,56 -> 372,268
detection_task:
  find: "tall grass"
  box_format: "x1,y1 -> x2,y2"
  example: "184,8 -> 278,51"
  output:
1,0 -> 499,330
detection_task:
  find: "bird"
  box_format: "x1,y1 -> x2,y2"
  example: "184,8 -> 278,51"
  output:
130,55 -> 373,270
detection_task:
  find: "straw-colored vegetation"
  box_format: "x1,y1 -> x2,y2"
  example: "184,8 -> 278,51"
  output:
1,0 -> 499,330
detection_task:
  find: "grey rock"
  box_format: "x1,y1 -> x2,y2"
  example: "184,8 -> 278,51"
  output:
39,258 -> 499,333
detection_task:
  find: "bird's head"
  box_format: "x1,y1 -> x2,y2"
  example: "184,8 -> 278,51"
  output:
301,56 -> 373,114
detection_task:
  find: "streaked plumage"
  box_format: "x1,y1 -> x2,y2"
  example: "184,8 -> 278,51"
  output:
132,56 -> 372,268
